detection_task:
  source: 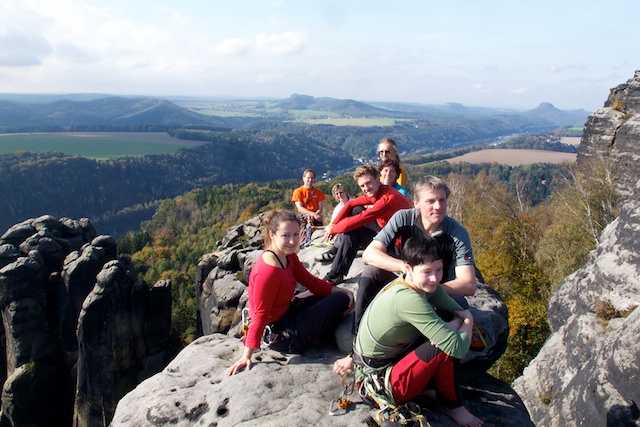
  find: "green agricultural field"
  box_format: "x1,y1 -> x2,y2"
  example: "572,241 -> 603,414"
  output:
295,117 -> 412,127
0,132 -> 208,160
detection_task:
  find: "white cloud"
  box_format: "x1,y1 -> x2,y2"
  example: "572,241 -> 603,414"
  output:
0,30 -> 53,66
546,64 -> 589,73
217,38 -> 252,56
0,0 -> 636,110
472,83 -> 491,93
509,86 -> 533,95
254,31 -> 307,56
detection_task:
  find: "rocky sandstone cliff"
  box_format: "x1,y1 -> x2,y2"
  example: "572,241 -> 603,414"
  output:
112,213 -> 526,425
512,70 -> 640,426
0,216 -> 172,427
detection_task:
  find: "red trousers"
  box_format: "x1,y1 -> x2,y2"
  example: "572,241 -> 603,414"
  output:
389,342 -> 462,408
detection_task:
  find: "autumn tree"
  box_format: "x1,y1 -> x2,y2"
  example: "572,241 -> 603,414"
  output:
536,157 -> 619,288
450,172 -> 551,383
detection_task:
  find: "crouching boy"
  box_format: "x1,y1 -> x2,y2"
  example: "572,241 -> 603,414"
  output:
350,234 -> 483,427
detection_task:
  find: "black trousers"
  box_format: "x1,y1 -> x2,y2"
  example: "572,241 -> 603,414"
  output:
329,226 -> 377,277
268,292 -> 350,352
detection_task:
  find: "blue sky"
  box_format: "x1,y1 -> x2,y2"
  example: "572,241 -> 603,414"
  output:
0,0 -> 637,111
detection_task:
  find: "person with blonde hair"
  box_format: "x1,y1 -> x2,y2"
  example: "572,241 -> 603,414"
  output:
226,210 -> 353,376
314,183 -> 351,263
330,183 -> 350,222
378,138 -> 408,187
321,165 -> 412,284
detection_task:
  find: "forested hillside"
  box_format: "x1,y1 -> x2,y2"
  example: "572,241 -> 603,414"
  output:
243,115 -> 562,159
0,93 -> 588,238
0,130 -> 352,234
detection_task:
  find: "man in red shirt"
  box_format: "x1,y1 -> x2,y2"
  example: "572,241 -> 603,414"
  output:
322,164 -> 413,284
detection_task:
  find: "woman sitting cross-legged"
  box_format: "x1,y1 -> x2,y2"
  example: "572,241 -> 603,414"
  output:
347,234 -> 483,427
226,209 -> 354,376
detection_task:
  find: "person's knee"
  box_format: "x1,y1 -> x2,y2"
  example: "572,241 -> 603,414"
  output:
329,291 -> 351,310
415,341 -> 441,362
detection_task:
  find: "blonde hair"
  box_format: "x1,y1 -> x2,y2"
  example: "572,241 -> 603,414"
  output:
353,164 -> 379,181
331,183 -> 349,201
413,176 -> 450,201
261,209 -> 300,249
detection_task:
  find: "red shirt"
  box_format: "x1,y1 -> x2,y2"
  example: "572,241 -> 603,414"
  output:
330,185 -> 413,234
245,252 -> 333,349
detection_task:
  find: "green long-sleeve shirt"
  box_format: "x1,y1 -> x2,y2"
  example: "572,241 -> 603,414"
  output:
355,279 -> 470,360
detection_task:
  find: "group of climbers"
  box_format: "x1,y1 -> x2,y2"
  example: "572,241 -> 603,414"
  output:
225,137 -> 484,427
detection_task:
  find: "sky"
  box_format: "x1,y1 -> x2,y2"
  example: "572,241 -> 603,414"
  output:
0,0 -> 638,111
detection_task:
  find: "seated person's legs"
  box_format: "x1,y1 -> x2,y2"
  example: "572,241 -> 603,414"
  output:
325,226 -> 377,283
389,341 -> 463,407
291,292 -> 351,346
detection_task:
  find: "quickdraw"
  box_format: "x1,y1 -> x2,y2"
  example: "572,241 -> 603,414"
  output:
241,307 -> 250,341
300,214 -> 313,249
328,370 -> 355,416
374,402 -> 430,427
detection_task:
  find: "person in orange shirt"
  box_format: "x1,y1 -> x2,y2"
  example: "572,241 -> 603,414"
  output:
322,165 -> 412,284
291,169 -> 325,227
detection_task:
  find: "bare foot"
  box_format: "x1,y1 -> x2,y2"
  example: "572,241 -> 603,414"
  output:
443,406 -> 484,427
333,355 -> 353,374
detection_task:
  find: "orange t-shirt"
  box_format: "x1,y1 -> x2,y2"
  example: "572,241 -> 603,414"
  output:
291,186 -> 325,212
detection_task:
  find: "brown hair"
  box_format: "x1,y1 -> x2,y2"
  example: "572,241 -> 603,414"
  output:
353,164 -> 379,181
413,175 -> 450,201
261,209 -> 301,249
302,169 -> 316,179
378,158 -> 401,175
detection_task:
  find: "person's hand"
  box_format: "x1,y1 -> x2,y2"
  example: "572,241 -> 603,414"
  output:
313,211 -> 322,222
455,309 -> 474,325
333,355 -> 353,375
332,286 -> 354,315
225,355 -> 252,376
446,317 -> 463,332
323,224 -> 335,241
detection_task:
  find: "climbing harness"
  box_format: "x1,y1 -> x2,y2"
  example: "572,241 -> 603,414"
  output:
328,370 -> 355,416
373,402 -> 430,427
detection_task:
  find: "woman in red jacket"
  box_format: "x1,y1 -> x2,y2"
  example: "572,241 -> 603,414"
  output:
226,210 -> 354,376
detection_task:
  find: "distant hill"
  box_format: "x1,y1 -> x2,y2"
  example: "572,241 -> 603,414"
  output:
274,94 -> 397,117
0,97 -> 228,128
0,93 -> 591,130
272,94 -> 589,127
0,93 -> 114,104
522,102 -> 590,128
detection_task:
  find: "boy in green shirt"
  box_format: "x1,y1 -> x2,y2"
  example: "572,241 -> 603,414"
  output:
349,234 -> 483,427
